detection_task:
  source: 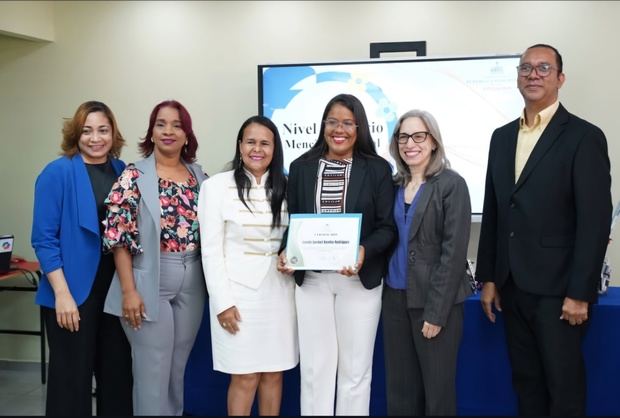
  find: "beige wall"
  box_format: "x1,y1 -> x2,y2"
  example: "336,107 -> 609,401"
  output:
0,1 -> 54,41
1,1 -> 618,361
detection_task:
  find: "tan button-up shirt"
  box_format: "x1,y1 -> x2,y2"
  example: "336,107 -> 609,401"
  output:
515,100 -> 560,182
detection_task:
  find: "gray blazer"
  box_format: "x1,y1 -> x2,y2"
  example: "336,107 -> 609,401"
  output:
404,168 -> 472,326
104,154 -> 208,321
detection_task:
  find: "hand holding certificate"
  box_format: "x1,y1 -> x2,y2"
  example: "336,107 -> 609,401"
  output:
285,214 -> 362,271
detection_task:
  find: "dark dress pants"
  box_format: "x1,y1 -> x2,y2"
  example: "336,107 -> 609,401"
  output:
382,285 -> 464,416
43,256 -> 132,416
500,277 -> 589,416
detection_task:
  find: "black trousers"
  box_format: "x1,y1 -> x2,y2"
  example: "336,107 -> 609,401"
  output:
382,286 -> 464,416
43,258 -> 132,416
500,278 -> 589,416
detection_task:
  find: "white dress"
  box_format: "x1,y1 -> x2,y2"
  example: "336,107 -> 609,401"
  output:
198,170 -> 298,374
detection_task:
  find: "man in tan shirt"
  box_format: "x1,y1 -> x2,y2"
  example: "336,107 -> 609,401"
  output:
476,44 -> 612,415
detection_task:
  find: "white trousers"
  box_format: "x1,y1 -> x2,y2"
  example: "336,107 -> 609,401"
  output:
295,271 -> 382,416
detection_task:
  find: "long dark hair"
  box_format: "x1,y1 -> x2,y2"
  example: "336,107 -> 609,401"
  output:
301,93 -> 378,161
231,116 -> 287,229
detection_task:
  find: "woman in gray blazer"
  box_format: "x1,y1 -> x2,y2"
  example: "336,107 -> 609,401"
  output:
382,109 -> 472,415
103,100 -> 208,415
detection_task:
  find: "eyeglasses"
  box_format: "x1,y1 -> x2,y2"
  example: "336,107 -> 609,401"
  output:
516,63 -> 558,77
324,118 -> 358,132
396,131 -> 430,144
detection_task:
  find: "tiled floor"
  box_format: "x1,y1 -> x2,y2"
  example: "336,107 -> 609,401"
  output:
0,361 -> 46,415
0,361 -> 100,416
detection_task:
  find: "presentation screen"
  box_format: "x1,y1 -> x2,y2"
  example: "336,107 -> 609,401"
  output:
258,54 -> 523,214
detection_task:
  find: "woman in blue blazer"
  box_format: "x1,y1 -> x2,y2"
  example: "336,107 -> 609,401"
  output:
31,101 -> 132,415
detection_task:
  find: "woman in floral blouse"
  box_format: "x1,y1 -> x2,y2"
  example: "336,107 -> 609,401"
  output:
102,100 -> 208,415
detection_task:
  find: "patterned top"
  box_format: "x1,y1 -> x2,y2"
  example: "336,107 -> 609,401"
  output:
315,158 -> 353,213
103,165 -> 201,254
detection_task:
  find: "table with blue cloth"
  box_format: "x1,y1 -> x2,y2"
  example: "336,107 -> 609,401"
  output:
184,287 -> 620,416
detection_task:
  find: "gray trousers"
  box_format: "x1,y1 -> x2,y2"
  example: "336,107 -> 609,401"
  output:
382,285 -> 464,416
122,250 -> 206,416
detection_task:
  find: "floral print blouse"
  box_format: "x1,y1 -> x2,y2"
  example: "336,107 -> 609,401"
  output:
103,165 -> 201,254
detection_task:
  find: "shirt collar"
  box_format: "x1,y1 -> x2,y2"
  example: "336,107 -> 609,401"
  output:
519,100 -> 560,130
243,168 -> 269,186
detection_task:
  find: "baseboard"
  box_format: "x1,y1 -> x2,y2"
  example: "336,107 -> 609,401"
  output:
0,359 -> 46,371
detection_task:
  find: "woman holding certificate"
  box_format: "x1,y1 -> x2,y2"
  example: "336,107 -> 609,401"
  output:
198,116 -> 298,415
278,93 -> 396,415
382,110 -> 471,415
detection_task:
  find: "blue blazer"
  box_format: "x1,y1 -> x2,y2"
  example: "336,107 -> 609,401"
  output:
31,154 -> 125,308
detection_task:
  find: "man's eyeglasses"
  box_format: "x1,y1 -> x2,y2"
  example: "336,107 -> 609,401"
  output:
516,63 -> 558,77
324,118 -> 358,132
396,131 -> 430,144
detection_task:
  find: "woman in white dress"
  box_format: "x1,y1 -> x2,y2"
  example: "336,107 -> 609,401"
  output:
198,115 -> 298,415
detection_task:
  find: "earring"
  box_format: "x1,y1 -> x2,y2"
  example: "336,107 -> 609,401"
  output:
150,137 -> 154,143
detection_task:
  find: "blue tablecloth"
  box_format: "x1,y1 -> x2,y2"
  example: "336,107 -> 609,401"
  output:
185,287 -> 620,416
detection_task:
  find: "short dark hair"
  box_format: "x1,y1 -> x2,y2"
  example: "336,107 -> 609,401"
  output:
138,100 -> 198,162
301,93 -> 378,161
61,101 -> 125,158
524,43 -> 563,73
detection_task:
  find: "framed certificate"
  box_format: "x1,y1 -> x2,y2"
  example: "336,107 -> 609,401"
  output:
285,213 -> 362,270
